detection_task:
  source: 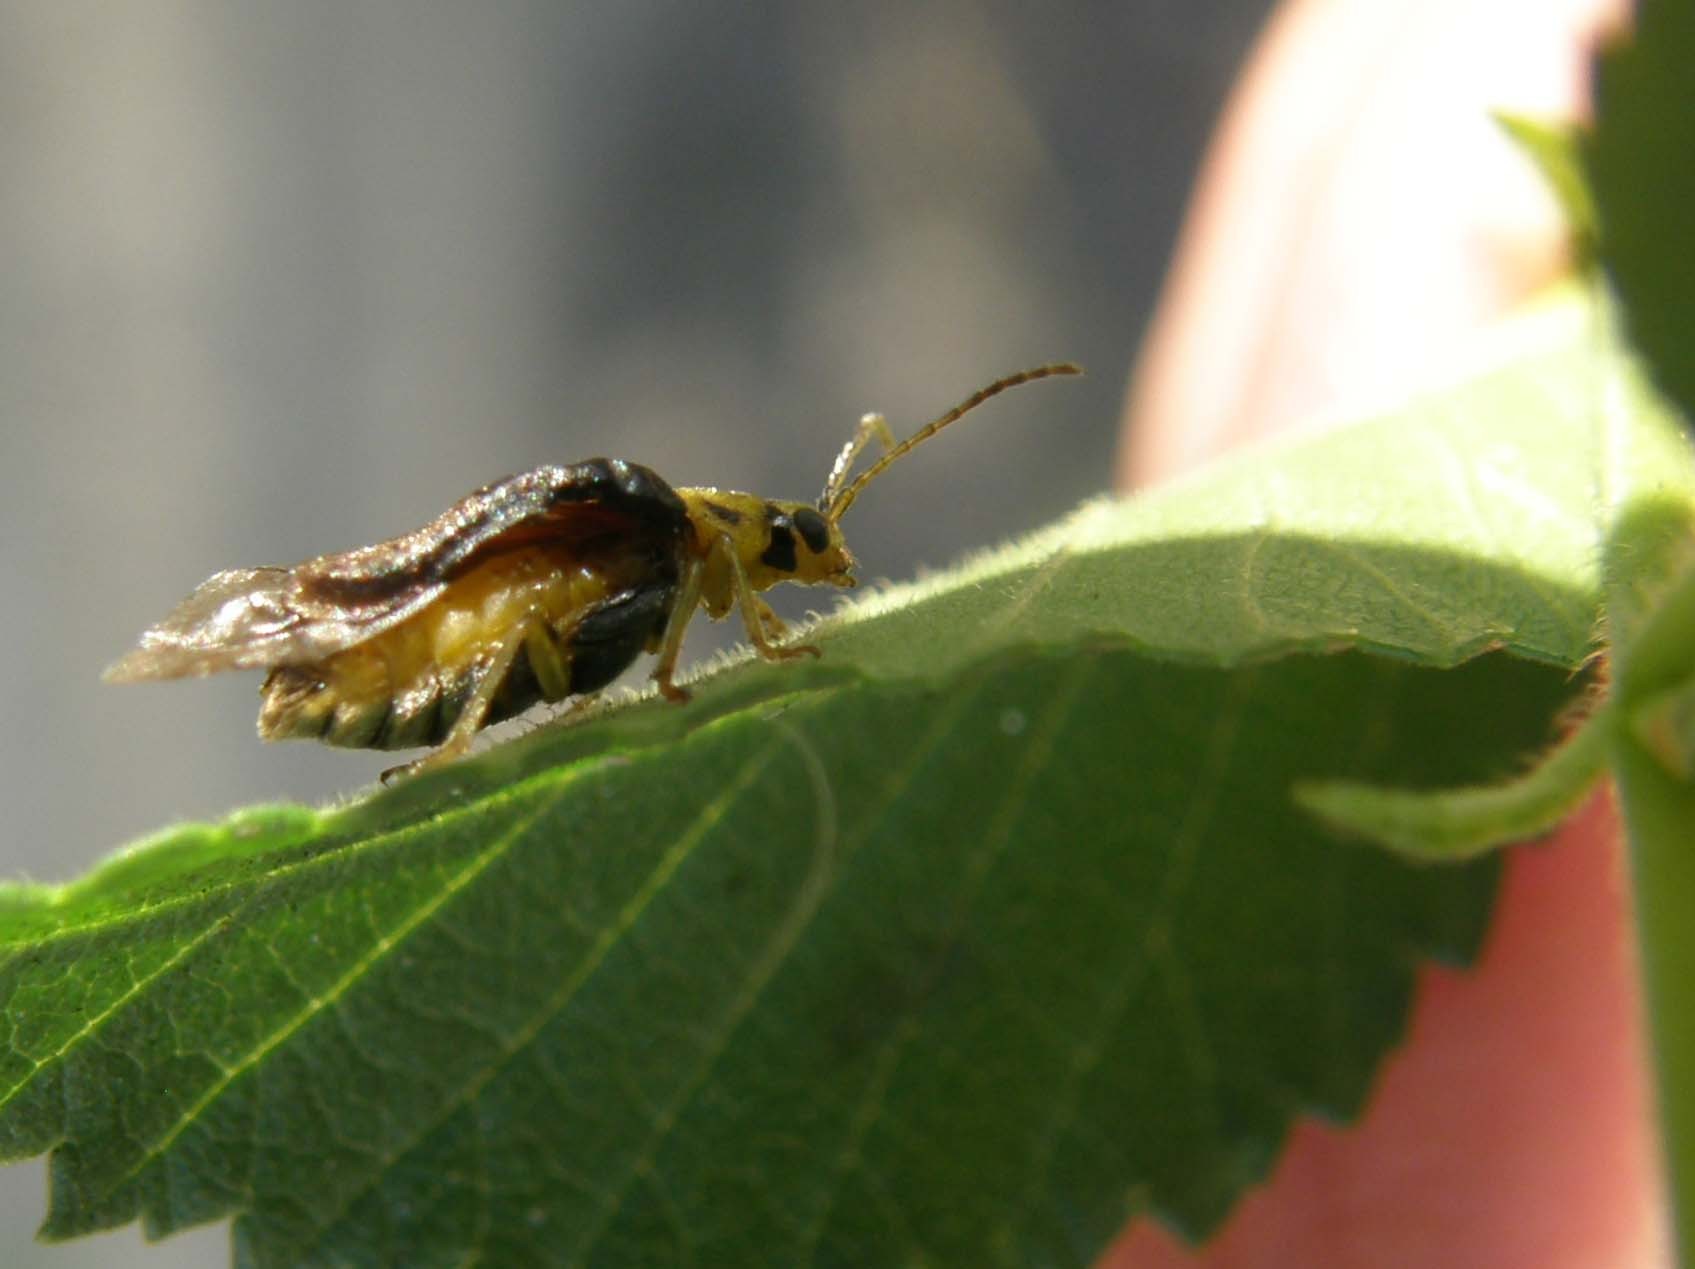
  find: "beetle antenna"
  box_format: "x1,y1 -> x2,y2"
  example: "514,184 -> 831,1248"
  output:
818,410 -> 902,513
825,363 -> 1083,520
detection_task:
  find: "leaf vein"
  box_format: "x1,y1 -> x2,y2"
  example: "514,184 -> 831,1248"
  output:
0,912 -> 237,1111
113,782 -> 572,1198
795,659 -> 1090,1262
565,731 -> 840,1263
1005,667 -> 1252,1236
297,735 -> 787,1261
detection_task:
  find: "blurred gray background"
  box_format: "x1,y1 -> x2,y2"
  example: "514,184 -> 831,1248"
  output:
1,1 -> 1270,1263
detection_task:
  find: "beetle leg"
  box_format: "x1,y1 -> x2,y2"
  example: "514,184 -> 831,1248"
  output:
752,596 -> 788,644
650,556 -> 705,703
405,618 -> 531,774
722,536 -> 821,662
524,622 -> 572,703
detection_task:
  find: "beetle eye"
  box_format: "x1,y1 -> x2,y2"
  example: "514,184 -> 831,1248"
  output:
792,506 -> 831,554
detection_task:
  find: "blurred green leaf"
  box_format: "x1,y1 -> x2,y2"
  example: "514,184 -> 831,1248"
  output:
1496,112 -> 1598,260
1586,4 -> 1695,1255
1585,0 -> 1695,423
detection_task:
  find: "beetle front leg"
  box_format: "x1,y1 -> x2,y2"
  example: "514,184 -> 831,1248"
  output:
751,596 -> 789,645
721,537 -> 821,663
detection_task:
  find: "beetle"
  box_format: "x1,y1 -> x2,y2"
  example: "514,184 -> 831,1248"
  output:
105,363 -> 1081,770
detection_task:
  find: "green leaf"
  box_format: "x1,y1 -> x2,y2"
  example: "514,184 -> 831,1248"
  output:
0,300 -> 1637,1264
1587,5 -> 1695,1253
1495,112 -> 1598,260
1294,704 -> 1609,861
1585,0 -> 1695,424
1608,496 -> 1695,1268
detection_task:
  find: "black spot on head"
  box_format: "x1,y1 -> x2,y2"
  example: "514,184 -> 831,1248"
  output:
793,506 -> 831,554
703,500 -> 744,526
761,521 -> 798,573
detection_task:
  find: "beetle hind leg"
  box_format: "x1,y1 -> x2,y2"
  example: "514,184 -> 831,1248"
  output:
391,619 -> 533,778
523,623 -> 573,702
650,558 -> 705,703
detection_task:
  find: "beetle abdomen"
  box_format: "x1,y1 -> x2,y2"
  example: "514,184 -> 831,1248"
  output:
260,665 -> 465,750
562,582 -> 675,694
257,556 -> 681,751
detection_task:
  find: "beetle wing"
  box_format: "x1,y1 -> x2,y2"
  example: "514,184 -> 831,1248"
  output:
102,566 -> 451,681
106,459 -> 691,682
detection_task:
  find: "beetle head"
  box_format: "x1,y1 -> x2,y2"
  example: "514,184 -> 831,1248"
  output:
759,500 -> 858,589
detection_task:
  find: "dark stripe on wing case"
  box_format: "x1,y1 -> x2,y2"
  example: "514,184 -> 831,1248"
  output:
302,459 -> 690,604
